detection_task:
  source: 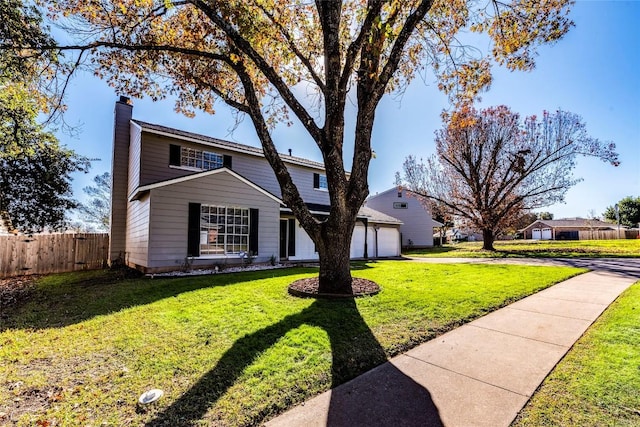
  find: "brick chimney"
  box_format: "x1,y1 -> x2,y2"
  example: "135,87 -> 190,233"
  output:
109,96 -> 132,265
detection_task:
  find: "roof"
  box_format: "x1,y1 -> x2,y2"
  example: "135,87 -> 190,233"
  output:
280,203 -> 402,225
520,218 -> 615,231
357,205 -> 403,225
368,187 -> 423,200
128,167 -> 283,204
132,120 -> 329,171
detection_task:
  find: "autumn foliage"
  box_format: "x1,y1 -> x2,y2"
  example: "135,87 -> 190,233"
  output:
5,0 -> 575,291
400,106 -> 618,250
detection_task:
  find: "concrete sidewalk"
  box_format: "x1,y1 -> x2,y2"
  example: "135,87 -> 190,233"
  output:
266,267 -> 638,427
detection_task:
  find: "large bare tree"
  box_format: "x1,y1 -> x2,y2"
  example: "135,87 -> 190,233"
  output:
6,0 -> 575,292
399,105 -> 619,250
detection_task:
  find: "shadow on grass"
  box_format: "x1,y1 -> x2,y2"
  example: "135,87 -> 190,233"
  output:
0,267 -> 316,332
145,298 -> 442,426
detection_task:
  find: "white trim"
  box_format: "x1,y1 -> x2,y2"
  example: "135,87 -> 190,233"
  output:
128,167 -> 283,204
169,164 -> 206,172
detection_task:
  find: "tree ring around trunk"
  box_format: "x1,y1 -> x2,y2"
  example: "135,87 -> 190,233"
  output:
288,277 -> 381,299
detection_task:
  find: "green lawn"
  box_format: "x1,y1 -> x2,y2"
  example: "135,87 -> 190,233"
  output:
513,281 -> 640,426
0,261 -> 583,426
406,239 -> 640,258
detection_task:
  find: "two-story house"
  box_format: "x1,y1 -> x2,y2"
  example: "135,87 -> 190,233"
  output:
366,188 -> 441,248
109,97 -> 402,272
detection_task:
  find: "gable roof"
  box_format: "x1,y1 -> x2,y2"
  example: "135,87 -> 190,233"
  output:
367,187 -> 418,200
132,120 -> 330,172
128,167 -> 283,204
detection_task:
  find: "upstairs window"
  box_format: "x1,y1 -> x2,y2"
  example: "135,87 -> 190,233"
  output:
170,144 -> 232,170
182,147 -> 223,170
313,173 -> 328,190
393,202 -> 408,209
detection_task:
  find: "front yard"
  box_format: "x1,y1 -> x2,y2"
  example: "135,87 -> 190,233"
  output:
0,261 -> 582,426
406,239 -> 640,258
514,280 -> 640,426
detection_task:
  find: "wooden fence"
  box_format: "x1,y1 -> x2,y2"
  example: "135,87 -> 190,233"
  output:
0,233 -> 109,278
578,229 -> 639,240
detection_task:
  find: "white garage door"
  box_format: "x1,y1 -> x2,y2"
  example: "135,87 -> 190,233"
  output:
542,228 -> 552,240
350,225 -> 366,258
532,228 -> 541,240
377,227 -> 400,257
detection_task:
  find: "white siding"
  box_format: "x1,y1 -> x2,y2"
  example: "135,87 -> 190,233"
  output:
146,171 -> 280,270
289,219 -> 319,261
366,189 -> 435,248
125,194 -> 150,267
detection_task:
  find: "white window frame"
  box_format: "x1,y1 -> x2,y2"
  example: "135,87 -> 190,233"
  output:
181,147 -> 223,171
199,205 -> 250,256
317,174 -> 328,191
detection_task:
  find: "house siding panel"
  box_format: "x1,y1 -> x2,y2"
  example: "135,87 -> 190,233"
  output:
366,189 -> 435,247
125,194 -> 150,267
146,171 -> 279,269
138,133 -> 330,205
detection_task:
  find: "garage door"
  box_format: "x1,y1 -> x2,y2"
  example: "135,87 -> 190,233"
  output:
350,225 -> 365,258
532,228 -> 541,240
377,227 -> 400,257
541,228 -> 552,240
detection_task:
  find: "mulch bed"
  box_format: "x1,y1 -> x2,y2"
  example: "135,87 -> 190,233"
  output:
288,277 -> 380,299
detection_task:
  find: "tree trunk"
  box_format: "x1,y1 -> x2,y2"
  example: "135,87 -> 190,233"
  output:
315,216 -> 357,294
482,229 -> 495,251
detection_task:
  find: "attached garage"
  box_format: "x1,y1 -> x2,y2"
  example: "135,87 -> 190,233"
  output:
376,227 -> 401,257
520,218 -> 615,241
532,228 -> 541,240
532,227 -> 552,240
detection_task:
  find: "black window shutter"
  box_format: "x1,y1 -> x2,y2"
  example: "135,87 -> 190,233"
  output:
249,208 -> 259,255
287,218 -> 296,257
223,155 -> 232,169
313,173 -> 319,189
169,144 -> 181,166
187,203 -> 201,257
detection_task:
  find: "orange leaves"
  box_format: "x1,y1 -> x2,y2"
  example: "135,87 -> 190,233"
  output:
487,0 -> 574,71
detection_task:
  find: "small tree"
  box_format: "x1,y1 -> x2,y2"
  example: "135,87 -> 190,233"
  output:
399,106 -> 619,250
537,211 -> 554,220
77,172 -> 111,231
604,196 -> 640,228
0,0 -> 90,233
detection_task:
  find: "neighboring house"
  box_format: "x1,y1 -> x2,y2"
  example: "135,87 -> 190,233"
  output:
109,97 -> 401,272
520,218 -> 615,240
365,188 -> 439,248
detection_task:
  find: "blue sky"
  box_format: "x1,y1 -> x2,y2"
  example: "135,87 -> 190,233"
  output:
57,0 -> 639,220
